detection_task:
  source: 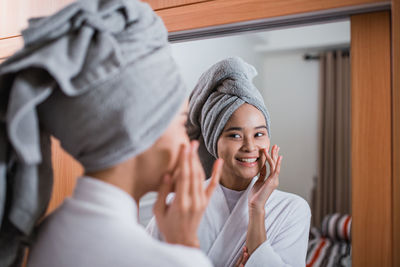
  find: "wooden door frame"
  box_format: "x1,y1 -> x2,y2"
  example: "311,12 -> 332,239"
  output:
153,1 -> 397,266
351,11 -> 392,266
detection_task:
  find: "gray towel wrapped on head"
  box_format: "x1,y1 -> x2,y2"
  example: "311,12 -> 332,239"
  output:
0,0 -> 187,266
187,57 -> 271,176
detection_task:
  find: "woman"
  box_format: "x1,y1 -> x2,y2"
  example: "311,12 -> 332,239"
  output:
147,57 -> 311,266
0,1 -> 222,267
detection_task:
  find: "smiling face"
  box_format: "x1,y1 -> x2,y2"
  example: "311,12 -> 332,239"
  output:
217,103 -> 270,190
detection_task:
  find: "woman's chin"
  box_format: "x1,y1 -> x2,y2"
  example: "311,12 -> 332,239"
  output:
237,170 -> 259,180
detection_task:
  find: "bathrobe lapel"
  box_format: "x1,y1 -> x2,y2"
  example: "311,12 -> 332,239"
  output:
199,177 -> 257,267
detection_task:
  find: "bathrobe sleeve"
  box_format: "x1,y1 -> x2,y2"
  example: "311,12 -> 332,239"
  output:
245,197 -> 311,267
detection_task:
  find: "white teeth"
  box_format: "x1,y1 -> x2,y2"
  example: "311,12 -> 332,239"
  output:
239,158 -> 257,163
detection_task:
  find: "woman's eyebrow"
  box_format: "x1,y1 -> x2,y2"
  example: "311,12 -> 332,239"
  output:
224,127 -> 242,132
255,125 -> 267,130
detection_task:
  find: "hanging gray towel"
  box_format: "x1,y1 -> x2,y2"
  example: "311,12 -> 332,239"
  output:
0,0 -> 188,266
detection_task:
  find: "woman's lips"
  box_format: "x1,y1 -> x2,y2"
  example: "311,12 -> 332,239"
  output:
236,157 -> 259,167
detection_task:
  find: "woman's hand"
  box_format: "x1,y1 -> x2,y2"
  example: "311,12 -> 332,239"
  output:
153,141 -> 224,248
248,144 -> 282,211
246,144 -> 282,255
235,246 -> 250,267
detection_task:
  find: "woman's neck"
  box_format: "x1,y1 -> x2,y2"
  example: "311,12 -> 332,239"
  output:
219,170 -> 252,191
86,158 -> 146,205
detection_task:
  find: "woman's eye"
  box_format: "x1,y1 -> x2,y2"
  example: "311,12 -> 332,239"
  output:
255,132 -> 264,137
228,134 -> 241,139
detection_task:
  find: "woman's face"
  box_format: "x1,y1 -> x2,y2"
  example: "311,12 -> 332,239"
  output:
217,103 -> 270,183
136,100 -> 190,192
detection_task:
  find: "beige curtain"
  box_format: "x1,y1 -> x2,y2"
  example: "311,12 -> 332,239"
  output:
312,50 -> 351,227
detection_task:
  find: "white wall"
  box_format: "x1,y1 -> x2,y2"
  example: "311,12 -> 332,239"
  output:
170,34 -> 265,91
253,20 -> 350,52
259,52 -> 320,204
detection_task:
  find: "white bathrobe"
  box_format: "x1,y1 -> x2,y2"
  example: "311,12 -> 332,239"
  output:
27,176 -> 213,267
147,177 -> 311,267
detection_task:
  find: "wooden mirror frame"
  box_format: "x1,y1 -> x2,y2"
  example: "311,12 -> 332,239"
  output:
148,1 -> 398,266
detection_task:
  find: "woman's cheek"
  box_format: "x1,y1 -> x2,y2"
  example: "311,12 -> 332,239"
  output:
167,134 -> 190,172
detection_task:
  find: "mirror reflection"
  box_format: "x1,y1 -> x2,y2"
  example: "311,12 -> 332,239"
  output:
142,19 -> 352,267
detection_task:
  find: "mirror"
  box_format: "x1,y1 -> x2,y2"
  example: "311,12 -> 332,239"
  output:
141,19 -> 352,266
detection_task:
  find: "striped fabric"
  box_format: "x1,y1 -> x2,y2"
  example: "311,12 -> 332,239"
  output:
321,214 -> 351,242
306,214 -> 352,267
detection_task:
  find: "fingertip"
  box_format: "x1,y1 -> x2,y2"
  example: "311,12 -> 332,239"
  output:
190,140 -> 199,153
193,140 -> 200,149
185,144 -> 191,155
177,144 -> 189,162
213,158 -> 224,172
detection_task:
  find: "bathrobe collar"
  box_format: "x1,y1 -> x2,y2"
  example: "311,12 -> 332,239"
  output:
199,176 -> 257,267
73,176 -> 138,222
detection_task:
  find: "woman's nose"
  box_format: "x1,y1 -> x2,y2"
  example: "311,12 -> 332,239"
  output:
242,137 -> 257,152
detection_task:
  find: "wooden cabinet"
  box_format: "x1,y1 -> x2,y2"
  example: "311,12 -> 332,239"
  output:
47,138 -> 82,214
0,0 -> 208,39
0,0 -> 74,39
145,0 -> 211,10
351,11 -> 392,266
155,0 -> 390,32
0,37 -> 23,63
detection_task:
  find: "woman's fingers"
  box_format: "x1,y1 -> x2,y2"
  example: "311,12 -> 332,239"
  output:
235,249 -> 244,267
189,141 -> 202,210
242,251 -> 249,265
153,174 -> 172,216
193,141 -> 207,204
266,145 -> 281,174
271,145 -> 280,166
235,246 -> 250,267
264,147 -> 275,176
274,146 -> 280,162
259,163 -> 267,180
205,159 -> 224,199
263,155 -> 282,190
269,152 -> 282,179
260,146 -> 282,192
275,155 -> 282,176
174,145 -> 190,206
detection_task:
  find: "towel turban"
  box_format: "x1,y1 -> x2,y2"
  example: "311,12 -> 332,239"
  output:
187,57 -> 271,176
0,0 -> 187,265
